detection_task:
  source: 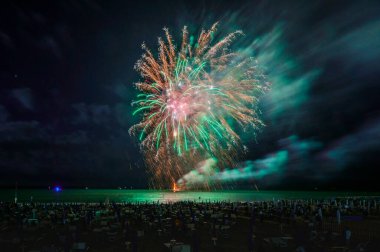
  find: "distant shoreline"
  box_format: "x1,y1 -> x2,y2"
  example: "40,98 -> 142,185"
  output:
0,189 -> 379,203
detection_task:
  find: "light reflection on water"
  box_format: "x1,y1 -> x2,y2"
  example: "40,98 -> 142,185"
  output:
1,189 -> 379,203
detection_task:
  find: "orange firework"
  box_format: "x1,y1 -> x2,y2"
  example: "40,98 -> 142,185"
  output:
129,22 -> 270,189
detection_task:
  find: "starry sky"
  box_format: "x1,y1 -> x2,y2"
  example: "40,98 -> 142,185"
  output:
0,0 -> 379,189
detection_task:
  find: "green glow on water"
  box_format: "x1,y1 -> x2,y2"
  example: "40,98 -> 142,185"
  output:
1,189 -> 379,203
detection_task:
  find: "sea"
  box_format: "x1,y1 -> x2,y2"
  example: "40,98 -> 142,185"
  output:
0,189 -> 379,203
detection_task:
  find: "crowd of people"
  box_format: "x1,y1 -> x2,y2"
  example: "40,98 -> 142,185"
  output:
0,197 -> 379,251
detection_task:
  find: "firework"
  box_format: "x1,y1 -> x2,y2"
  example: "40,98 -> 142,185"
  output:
129,22 -> 269,188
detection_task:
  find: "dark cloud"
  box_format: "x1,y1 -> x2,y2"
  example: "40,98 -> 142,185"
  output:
321,117 -> 380,168
0,121 -> 42,142
0,31 -> 13,48
0,105 -> 9,122
38,36 -> 62,59
10,88 -> 34,111
71,103 -> 114,126
0,0 -> 379,188
54,130 -> 89,145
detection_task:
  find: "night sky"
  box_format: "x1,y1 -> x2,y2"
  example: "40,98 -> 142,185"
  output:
0,0 -> 379,189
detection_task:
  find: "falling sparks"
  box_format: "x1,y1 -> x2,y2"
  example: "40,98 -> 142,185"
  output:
129,22 -> 270,188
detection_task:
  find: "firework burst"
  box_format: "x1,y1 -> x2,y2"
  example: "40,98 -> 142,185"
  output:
129,22 -> 270,188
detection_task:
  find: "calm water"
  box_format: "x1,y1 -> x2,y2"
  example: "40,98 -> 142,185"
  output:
0,189 -> 379,203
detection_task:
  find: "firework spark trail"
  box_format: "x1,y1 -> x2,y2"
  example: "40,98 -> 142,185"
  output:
129,22 -> 270,188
